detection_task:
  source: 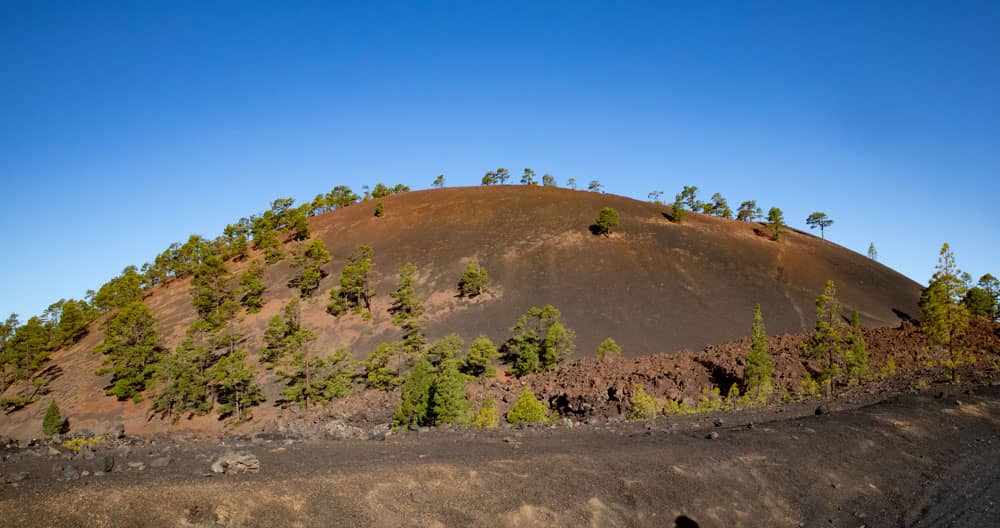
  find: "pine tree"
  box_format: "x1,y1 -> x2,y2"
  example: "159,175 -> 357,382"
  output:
920,243 -> 971,381
433,174 -> 445,188
744,304 -> 774,399
289,205 -> 310,240
190,255 -> 236,328
239,260 -> 266,312
868,242 -> 878,261
508,305 -> 575,376
55,299 -> 87,346
595,338 -> 622,359
506,387 -> 550,424
521,168 -> 537,185
800,280 -> 847,393
429,359 -> 472,426
362,342 -> 403,390
393,354 -> 435,429
390,263 -> 426,355
94,302 -> 160,402
42,401 -> 66,435
736,200 -> 762,222
671,194 -> 687,223
208,349 -> 264,422
678,185 -> 701,210
593,207 -> 620,236
542,321 -> 574,370
766,207 -> 786,241
4,316 -> 54,394
251,212 -> 283,264
292,239 -> 331,297
328,245 -> 375,316
262,298 -> 301,365
151,337 -> 211,422
704,193 -> 733,218
461,336 -> 499,378
458,260 -> 489,297
541,174 -> 557,186
277,342 -> 353,408
426,334 -> 464,368
93,266 -> 144,311
845,309 -> 870,384
806,212 -> 834,239
374,201 -> 384,217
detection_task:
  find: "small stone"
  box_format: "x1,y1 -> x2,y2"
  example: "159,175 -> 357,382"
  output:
47,446 -> 60,457
127,461 -> 146,471
150,456 -> 171,468
62,466 -> 81,481
815,405 -> 830,415
713,418 -> 723,427
706,431 -> 719,440
108,424 -> 126,439
209,450 -> 260,474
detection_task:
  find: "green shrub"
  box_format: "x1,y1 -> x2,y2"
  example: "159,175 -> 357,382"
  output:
0,397 -> 35,412
472,397 -> 499,428
595,338 -> 622,359
62,436 -> 101,453
797,374 -> 821,400
593,207 -> 620,236
42,401 -> 67,436
506,387 -> 551,424
628,384 -> 659,420
879,356 -> 897,378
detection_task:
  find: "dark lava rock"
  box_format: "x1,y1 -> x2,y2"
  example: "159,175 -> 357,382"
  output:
89,455 -> 115,474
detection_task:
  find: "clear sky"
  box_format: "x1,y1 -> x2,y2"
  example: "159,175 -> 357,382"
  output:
2,1 -> 998,320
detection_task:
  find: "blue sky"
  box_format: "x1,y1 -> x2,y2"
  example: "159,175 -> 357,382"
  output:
2,1 -> 998,320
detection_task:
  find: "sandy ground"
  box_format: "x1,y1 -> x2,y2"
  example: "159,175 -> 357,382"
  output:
2,382 -> 999,527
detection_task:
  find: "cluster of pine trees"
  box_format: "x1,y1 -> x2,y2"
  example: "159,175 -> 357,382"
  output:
2,181 -> 408,407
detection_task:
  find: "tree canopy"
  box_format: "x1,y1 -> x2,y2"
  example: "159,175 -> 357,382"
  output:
94,302 -> 160,402
806,212 -> 834,239
593,207 -> 620,236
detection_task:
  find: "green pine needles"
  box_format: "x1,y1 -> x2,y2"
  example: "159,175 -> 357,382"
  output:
744,304 -> 774,400
42,401 -> 66,436
506,387 -> 551,424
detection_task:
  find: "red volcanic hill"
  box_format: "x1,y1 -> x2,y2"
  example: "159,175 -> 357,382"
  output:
0,185 -> 921,438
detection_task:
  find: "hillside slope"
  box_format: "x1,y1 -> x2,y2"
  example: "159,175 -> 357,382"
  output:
1,185 -> 922,438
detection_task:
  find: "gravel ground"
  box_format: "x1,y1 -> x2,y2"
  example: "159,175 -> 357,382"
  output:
2,383 -> 999,527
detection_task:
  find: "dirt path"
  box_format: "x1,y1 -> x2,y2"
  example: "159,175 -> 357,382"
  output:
3,384 -> 999,527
